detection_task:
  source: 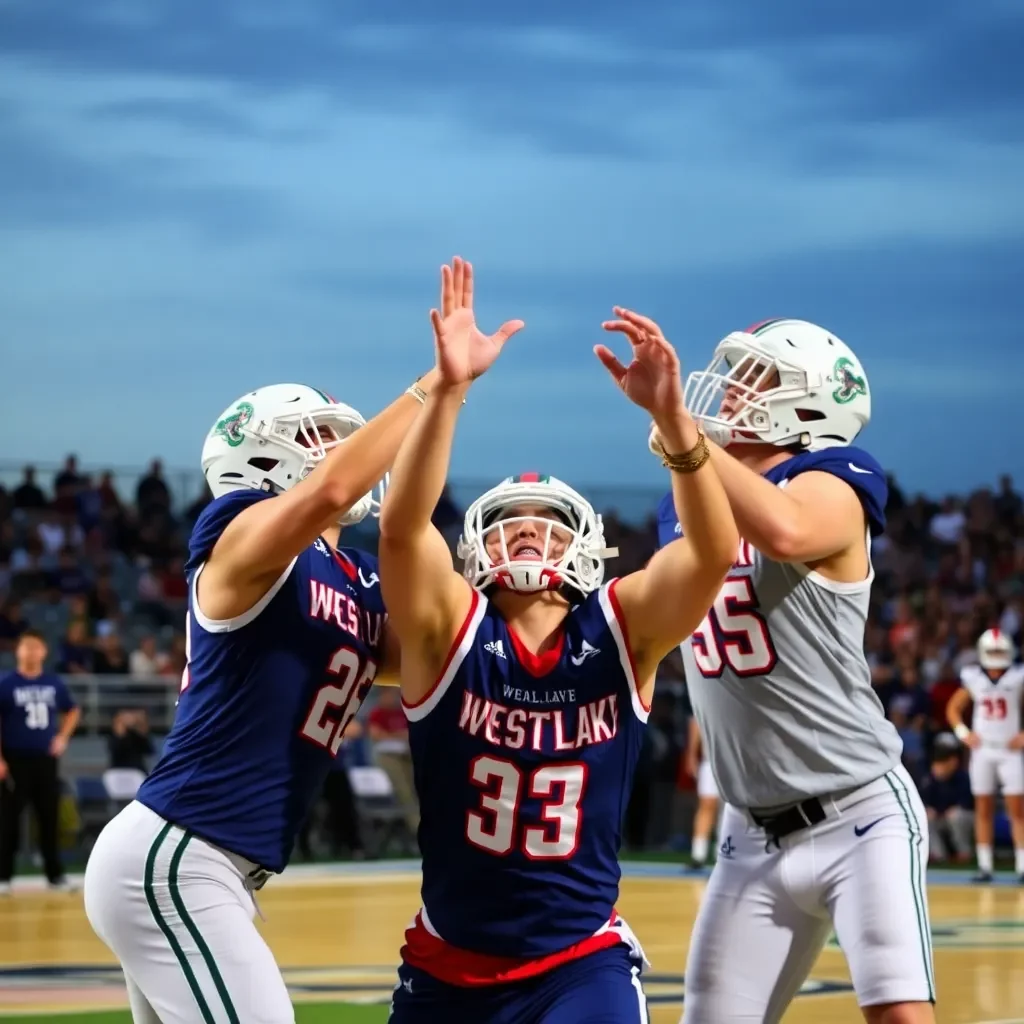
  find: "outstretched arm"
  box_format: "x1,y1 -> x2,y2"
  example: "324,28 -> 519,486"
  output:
378,258 -> 523,697
201,372 -> 439,620
596,309 -> 738,692
700,445 -> 864,563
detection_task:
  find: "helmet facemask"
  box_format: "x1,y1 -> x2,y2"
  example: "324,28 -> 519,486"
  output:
202,387 -> 387,526
286,408 -> 387,525
457,479 -> 615,597
685,336 -> 815,448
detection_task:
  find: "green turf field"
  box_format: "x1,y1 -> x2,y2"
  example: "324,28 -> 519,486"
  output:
1,1004 -> 387,1023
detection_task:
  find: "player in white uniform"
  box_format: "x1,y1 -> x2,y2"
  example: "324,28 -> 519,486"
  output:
683,717 -> 719,866
946,628 -> 1024,882
655,319 -> 934,1024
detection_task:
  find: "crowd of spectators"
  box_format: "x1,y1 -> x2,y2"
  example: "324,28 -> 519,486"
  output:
1,457 -> 1022,861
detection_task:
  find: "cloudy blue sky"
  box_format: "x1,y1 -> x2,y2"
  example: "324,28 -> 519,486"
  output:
1,0 -> 1022,504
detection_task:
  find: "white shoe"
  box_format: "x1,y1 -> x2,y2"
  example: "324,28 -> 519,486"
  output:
0,882 -> 12,896
47,878 -> 78,893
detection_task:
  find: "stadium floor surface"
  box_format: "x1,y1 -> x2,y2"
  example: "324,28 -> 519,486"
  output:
1,861 -> 1023,1023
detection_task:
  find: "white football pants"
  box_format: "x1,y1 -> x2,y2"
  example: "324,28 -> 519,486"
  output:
84,800 -> 294,1024
969,747 -> 1024,796
682,765 -> 934,1022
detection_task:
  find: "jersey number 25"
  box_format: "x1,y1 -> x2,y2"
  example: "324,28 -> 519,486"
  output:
691,578 -> 777,678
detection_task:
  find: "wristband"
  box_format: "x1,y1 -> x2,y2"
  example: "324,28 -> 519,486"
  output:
953,723 -> 970,742
405,376 -> 466,405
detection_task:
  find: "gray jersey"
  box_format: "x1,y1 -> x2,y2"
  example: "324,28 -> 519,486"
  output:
681,528 -> 902,812
683,539 -> 901,810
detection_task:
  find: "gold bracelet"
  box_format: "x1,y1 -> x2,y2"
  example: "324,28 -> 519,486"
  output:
659,429 -> 710,473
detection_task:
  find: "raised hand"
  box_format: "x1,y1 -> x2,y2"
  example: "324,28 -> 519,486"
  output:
430,257 -> 524,387
595,307 -> 685,418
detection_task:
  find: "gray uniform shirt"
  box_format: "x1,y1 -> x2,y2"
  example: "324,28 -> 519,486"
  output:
664,448 -> 902,811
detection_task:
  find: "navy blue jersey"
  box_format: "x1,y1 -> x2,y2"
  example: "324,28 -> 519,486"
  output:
656,445 -> 887,548
0,671 -> 75,755
137,489 -> 387,872
402,579 -> 648,976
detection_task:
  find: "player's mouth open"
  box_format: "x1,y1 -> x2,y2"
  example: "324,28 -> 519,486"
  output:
512,544 -> 543,560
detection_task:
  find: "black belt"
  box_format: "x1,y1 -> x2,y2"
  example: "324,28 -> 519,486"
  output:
246,866 -> 274,891
750,796 -> 827,841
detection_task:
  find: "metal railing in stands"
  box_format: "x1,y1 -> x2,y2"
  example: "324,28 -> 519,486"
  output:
64,675 -> 181,734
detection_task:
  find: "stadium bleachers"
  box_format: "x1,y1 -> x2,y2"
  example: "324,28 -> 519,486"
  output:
1,456 -> 1022,863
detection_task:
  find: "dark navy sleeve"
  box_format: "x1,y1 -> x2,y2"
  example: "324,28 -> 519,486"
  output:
54,675 -> 76,712
773,446 -> 887,536
917,775 -> 936,809
186,489 -> 277,575
955,771 -> 974,810
656,491 -> 682,549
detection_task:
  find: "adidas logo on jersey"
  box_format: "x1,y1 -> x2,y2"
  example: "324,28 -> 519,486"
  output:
570,639 -> 600,666
314,538 -> 331,558
484,640 -> 507,660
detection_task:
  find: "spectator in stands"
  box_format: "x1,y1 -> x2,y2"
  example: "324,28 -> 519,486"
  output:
995,475 -> 1021,526
367,687 -> 418,837
0,630 -> 80,893
11,467 -> 47,511
159,556 -> 189,616
136,459 -> 171,517
51,547 -> 91,598
919,732 -> 973,865
34,509 -> 72,560
135,557 -> 170,627
930,496 -> 967,550
92,629 -> 129,674
0,599 -> 29,654
885,658 -> 931,779
86,570 -> 121,626
55,621 -> 94,675
128,635 -> 169,677
76,475 -> 103,533
108,709 -> 154,773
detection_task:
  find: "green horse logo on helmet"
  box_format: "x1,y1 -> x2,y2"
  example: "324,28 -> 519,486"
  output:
212,401 -> 254,447
832,357 -> 867,404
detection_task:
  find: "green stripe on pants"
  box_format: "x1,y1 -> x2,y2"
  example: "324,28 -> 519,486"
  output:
143,823 -> 241,1023
884,770 -> 936,1001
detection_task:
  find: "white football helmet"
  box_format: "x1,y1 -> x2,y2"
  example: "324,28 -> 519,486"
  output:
457,474 -> 615,595
200,384 -> 385,526
977,628 -> 1016,671
684,318 -> 870,450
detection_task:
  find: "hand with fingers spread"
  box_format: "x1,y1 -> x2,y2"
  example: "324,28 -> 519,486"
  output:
430,256 -> 524,388
595,307 -> 686,420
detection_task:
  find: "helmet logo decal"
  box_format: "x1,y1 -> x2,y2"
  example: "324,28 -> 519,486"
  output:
212,401 -> 254,447
831,357 -> 867,404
